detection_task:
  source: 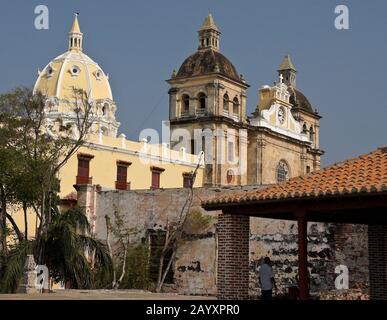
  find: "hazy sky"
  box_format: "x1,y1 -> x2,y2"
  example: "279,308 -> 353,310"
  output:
1,0 -> 386,166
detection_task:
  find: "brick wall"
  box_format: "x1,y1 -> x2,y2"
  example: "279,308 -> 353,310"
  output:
217,214 -> 250,300
368,225 -> 387,300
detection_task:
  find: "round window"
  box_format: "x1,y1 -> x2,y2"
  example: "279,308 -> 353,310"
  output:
70,65 -> 80,76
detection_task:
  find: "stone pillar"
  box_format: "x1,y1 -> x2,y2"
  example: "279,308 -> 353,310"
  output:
75,184 -> 97,234
168,88 -> 179,120
215,129 -> 226,185
238,129 -> 248,185
368,225 -> 387,300
217,213 -> 250,300
17,254 -> 38,294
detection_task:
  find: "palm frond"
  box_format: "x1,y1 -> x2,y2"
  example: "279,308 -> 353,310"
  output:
0,241 -> 32,293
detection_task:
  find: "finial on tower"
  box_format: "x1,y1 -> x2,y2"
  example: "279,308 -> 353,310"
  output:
69,13 -> 83,51
199,13 -> 219,32
278,55 -> 296,72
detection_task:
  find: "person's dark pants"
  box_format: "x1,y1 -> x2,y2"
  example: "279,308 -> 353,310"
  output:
261,289 -> 273,300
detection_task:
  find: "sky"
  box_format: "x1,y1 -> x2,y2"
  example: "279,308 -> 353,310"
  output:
0,0 -> 386,166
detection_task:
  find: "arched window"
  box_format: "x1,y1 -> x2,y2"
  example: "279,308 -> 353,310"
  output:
102,103 -> 108,116
182,94 -> 190,113
233,97 -> 239,114
276,160 -> 289,183
302,123 -> 307,134
309,126 -> 314,142
223,94 -> 229,112
198,92 -> 206,109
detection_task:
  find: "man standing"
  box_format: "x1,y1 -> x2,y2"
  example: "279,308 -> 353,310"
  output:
258,257 -> 277,300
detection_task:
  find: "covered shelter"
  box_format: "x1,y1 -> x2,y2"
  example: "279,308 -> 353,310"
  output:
203,147 -> 387,300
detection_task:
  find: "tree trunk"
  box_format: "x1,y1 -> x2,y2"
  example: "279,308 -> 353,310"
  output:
0,185 -> 8,253
159,246 -> 177,292
5,213 -> 23,243
23,202 -> 28,241
105,215 -> 117,289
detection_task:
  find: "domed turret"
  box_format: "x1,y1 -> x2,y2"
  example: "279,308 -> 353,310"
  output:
34,14 -> 120,137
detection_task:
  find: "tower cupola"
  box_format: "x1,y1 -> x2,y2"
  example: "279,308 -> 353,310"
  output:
68,13 -> 83,51
278,55 -> 297,87
198,13 -> 220,51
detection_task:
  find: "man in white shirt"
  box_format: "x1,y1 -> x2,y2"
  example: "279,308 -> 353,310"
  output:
258,257 -> 277,300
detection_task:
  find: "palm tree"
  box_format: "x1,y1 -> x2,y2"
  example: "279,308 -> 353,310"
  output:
0,207 -> 112,293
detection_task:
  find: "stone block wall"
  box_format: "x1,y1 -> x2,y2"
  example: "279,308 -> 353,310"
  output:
78,185 -> 369,298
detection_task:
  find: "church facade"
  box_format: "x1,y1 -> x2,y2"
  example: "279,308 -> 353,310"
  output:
14,14 -> 369,298
14,15 -> 205,237
168,14 -> 323,187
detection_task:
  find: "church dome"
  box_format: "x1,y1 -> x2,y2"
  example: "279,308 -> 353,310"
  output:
34,15 -> 113,102
176,49 -> 241,82
289,88 -> 314,113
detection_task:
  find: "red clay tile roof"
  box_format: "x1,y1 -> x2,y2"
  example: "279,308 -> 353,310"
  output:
203,147 -> 387,207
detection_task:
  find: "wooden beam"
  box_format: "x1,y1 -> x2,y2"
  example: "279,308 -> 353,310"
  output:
220,194 -> 387,221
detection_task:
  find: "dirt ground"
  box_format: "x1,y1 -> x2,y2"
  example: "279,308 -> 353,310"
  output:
0,289 -> 216,300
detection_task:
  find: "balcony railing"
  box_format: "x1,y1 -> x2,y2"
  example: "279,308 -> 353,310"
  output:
195,109 -> 207,117
116,181 -> 131,190
181,111 -> 191,118
76,176 -> 93,185
231,114 -> 240,121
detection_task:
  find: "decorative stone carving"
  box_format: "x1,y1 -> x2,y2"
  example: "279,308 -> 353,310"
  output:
17,254 -> 39,294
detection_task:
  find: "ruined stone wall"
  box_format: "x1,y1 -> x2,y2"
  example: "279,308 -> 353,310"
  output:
249,220 -> 369,298
90,186 -> 369,298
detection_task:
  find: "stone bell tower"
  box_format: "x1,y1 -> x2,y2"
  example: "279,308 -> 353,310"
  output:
167,14 -> 249,186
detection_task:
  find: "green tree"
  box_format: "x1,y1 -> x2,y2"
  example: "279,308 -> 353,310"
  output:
0,207 -> 112,292
0,87 -> 112,292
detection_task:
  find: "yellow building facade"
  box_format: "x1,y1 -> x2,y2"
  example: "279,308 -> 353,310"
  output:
12,15 -> 204,238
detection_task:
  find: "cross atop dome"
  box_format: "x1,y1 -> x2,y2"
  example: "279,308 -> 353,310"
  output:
68,13 -> 83,51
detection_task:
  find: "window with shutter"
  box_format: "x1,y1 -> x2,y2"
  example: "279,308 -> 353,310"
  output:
150,167 -> 165,190
183,173 -> 192,188
151,171 -> 160,189
76,154 -> 94,184
115,161 -> 131,190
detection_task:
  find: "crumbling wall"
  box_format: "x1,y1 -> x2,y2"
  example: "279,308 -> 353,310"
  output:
90,186 -> 369,298
249,220 -> 369,298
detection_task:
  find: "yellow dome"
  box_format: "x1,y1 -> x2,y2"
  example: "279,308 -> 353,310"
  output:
34,51 -> 113,101
34,15 -> 113,102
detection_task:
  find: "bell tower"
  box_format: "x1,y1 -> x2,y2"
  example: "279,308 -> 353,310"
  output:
278,55 -> 297,88
167,14 -> 249,187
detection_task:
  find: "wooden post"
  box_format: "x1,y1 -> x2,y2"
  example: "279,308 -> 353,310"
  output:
296,210 -> 309,300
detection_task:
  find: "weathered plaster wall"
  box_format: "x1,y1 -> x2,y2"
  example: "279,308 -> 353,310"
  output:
90,186 -> 369,298
249,220 -> 369,298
